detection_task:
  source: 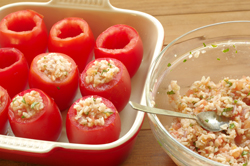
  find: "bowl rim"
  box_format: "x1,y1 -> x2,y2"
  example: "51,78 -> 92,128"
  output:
145,20 -> 250,166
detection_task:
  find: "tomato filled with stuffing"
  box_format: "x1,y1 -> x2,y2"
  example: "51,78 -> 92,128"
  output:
66,95 -> 121,144
0,86 -> 10,135
8,89 -> 63,141
29,52 -> 79,111
79,58 -> 131,112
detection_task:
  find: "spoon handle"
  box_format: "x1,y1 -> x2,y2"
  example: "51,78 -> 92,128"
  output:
129,101 -> 197,120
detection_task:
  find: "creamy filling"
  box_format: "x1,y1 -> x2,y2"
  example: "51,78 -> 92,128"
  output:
37,53 -> 72,81
85,60 -> 119,87
74,96 -> 113,127
10,90 -> 44,119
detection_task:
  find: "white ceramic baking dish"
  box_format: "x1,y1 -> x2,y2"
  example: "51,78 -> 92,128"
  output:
0,0 -> 164,165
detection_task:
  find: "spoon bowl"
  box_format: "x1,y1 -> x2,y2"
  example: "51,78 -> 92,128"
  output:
129,101 -> 230,132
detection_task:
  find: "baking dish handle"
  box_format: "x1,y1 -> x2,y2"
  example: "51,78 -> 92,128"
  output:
48,0 -> 113,10
0,134 -> 55,153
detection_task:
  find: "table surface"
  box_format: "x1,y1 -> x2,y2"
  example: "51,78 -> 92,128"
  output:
1,0 -> 250,165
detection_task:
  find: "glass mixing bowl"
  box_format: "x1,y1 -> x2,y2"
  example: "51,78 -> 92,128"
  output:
145,21 -> 250,166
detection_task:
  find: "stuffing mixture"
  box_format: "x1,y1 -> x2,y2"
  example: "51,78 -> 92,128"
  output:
167,76 -> 250,166
10,90 -> 44,119
85,59 -> 119,87
74,96 -> 113,127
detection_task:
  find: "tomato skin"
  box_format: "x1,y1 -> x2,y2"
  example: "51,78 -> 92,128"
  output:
79,58 -> 131,112
48,17 -> 95,73
28,52 -> 79,111
0,47 -> 29,98
0,10 -> 48,66
94,24 -> 143,78
66,95 -> 121,144
0,86 -> 10,135
8,88 -> 63,141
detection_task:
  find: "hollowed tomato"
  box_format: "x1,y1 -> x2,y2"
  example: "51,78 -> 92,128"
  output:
48,17 -> 95,73
8,88 -> 63,141
0,10 -> 48,66
94,24 -> 143,78
79,58 -> 131,112
0,47 -> 29,98
0,86 -> 10,135
66,95 -> 121,144
29,52 -> 79,111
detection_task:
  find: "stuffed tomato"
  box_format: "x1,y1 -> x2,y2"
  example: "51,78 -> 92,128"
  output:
0,86 -> 10,135
8,88 -> 62,141
0,47 -> 29,98
79,58 -> 131,112
66,95 -> 121,144
48,17 -> 95,73
29,52 -> 79,111
0,10 -> 48,66
94,24 -> 143,78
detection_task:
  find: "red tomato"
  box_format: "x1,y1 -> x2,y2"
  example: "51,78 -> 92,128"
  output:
48,17 -> 95,73
94,24 -> 143,78
0,10 -> 48,66
8,88 -> 62,141
0,86 -> 10,135
0,47 -> 29,98
79,58 -> 131,112
29,52 -> 79,111
66,95 -> 121,144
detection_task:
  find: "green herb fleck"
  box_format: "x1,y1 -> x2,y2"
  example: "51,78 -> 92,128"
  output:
229,123 -> 235,129
224,80 -> 232,87
236,50 -> 238,53
85,112 -> 89,115
200,95 -> 203,99
211,44 -> 217,47
223,107 -> 234,112
203,43 -> 206,47
31,102 -> 39,109
108,63 -> 112,68
242,151 -> 249,156
101,69 -> 108,75
243,162 -> 248,166
12,98 -> 17,103
22,97 -> 26,104
190,124 -> 193,127
57,87 -> 60,90
183,59 -> 187,62
21,115 -> 25,118
223,48 -> 229,53
190,52 -> 192,54
167,63 -> 171,67
207,86 -> 211,89
44,57 -> 46,59
205,119 -> 209,123
167,90 -> 175,95
248,92 -> 250,96
234,100 -> 238,104
192,101 -> 196,105
233,45 -> 235,48
93,98 -> 96,102
217,58 -> 220,60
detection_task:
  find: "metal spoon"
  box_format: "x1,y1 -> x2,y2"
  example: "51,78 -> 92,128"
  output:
129,101 -> 230,132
